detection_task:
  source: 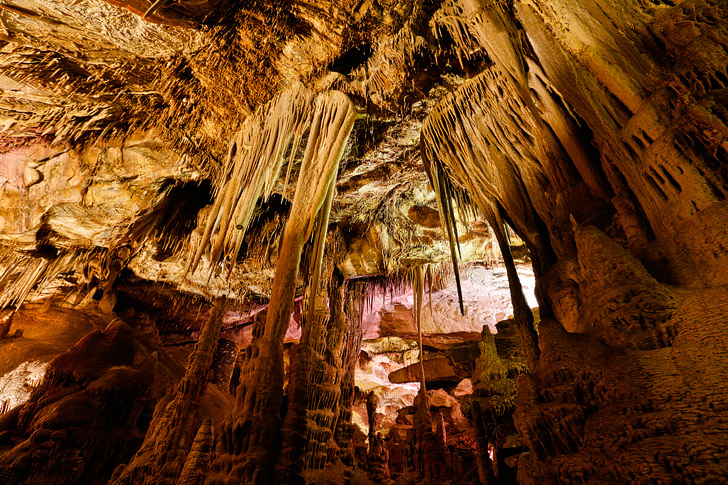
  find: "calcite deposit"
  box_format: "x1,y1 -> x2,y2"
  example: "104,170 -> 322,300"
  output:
0,0 -> 726,484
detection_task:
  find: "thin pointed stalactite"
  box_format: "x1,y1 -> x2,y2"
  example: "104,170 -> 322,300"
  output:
187,138 -> 240,277
207,90 -> 356,485
422,137 -> 541,370
414,264 -> 427,395
442,177 -> 465,315
426,265 -> 434,322
424,146 -> 465,316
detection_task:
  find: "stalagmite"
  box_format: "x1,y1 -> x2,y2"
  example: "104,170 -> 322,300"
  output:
413,265 -> 427,393
177,419 -> 215,485
333,281 -> 365,459
276,264 -> 355,479
111,300 -> 225,485
487,207 -> 539,370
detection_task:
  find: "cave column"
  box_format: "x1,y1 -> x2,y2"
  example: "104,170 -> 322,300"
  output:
334,280 -> 365,460
488,207 -> 540,370
207,91 -> 356,484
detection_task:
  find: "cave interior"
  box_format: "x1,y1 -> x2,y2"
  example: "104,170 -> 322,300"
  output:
0,0 -> 727,484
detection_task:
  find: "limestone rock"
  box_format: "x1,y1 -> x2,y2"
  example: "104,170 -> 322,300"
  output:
452,378 -> 473,399
22,167 -> 42,188
0,319 -> 155,484
361,337 -> 417,355
388,357 -> 465,384
427,388 -> 458,409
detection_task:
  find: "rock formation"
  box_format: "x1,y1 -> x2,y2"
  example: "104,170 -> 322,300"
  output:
110,300 -> 224,484
420,0 -> 728,482
0,319 -> 155,483
0,0 -> 726,484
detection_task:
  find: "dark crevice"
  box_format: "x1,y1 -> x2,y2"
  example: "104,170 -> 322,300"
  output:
329,44 -> 373,75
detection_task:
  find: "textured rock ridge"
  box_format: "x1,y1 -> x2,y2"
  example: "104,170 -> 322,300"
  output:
110,300 -> 224,485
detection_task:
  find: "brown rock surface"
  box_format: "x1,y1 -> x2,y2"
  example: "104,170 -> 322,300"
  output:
388,357 -> 465,384
0,319 -> 152,483
111,301 -> 224,485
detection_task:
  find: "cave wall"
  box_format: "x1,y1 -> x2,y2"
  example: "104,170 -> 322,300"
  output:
422,0 -> 728,482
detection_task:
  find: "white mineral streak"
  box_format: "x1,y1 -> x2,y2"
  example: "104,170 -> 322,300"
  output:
0,360 -> 48,414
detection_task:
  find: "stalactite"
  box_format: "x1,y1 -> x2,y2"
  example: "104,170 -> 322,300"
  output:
420,64 -> 560,370
111,300 -> 225,485
305,175 -> 337,326
422,133 -> 541,369
349,1 -> 428,111
207,90 -> 356,485
421,149 -> 542,368
187,84 -> 314,277
424,148 -> 466,316
423,2 -> 728,483
0,246 -> 106,311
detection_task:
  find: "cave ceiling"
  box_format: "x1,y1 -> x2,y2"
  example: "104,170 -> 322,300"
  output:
0,0 -> 494,308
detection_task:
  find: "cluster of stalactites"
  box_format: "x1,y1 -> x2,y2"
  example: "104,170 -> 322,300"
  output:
420,70 -> 542,369
0,245 -> 106,311
357,261 -> 471,320
187,83 -> 327,279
